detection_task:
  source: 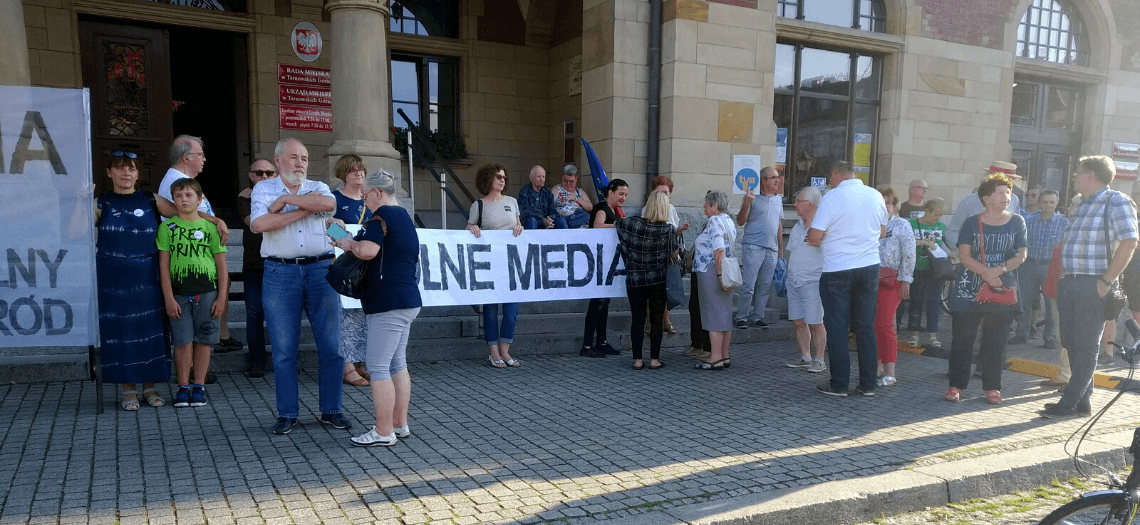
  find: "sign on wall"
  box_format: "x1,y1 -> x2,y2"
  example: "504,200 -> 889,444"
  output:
1113,142 -> 1139,181
278,64 -> 332,132
0,86 -> 97,347
290,21 -> 323,62
338,228 -> 627,309
732,154 -> 762,195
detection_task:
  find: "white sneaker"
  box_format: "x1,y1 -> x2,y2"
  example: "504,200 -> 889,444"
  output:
878,376 -> 897,387
351,427 -> 397,447
805,360 -> 827,373
394,425 -> 411,438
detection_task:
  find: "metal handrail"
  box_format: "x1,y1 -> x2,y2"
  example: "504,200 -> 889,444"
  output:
395,109 -> 477,216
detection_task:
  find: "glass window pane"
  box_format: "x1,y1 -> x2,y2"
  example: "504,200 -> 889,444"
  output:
799,48 -> 851,97
393,102 -> 420,126
803,0 -> 854,28
1011,82 -> 1038,127
1043,152 -> 1070,195
854,55 -> 879,100
1046,86 -> 1077,131
853,102 -> 877,182
774,44 -> 796,92
389,0 -> 459,38
391,60 -> 419,104
792,97 -> 849,191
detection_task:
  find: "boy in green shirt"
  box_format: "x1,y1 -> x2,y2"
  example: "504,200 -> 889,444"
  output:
157,178 -> 228,408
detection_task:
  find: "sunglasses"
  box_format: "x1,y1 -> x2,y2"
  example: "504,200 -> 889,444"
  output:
111,151 -> 138,159
250,170 -> 276,177
494,174 -> 506,181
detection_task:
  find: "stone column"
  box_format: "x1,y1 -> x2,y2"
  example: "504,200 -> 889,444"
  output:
0,0 -> 31,85
325,0 -> 404,191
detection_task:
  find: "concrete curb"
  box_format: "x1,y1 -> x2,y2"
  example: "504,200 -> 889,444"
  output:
1007,357 -> 1140,392
589,429 -> 1134,525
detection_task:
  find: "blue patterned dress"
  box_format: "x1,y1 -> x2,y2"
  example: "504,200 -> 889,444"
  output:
96,191 -> 170,383
334,190 -> 371,364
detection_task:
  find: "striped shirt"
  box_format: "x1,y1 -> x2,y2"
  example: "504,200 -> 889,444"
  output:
1061,187 -> 1138,276
1024,210 -> 1068,261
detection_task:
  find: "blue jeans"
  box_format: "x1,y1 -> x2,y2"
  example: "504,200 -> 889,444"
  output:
263,259 -> 344,418
1057,275 -> 1107,411
244,271 -> 266,363
908,271 -> 943,333
522,216 -> 569,229
735,244 -> 777,323
820,264 -> 880,392
564,209 -> 590,229
1016,261 -> 1055,341
483,303 -> 518,345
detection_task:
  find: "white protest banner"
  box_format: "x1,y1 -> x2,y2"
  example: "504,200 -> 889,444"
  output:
339,227 -> 627,308
0,86 -> 97,347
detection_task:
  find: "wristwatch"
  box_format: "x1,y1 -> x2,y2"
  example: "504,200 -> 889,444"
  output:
1001,265 -> 1008,274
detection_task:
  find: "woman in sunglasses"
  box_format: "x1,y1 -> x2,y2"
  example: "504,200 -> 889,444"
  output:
80,151 -> 176,410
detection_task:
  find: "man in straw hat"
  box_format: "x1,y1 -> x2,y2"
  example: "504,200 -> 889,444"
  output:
946,161 -> 1023,249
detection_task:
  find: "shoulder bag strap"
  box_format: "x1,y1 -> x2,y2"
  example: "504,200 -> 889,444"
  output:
1103,193 -> 1116,281
358,202 -> 366,223
976,215 -> 985,263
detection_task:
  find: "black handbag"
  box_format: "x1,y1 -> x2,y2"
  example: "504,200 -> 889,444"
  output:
325,217 -> 383,299
930,254 -> 956,281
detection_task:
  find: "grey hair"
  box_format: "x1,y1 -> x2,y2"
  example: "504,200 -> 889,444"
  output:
367,169 -> 400,195
797,186 -> 822,206
562,164 -> 578,176
705,189 -> 729,214
168,135 -> 202,165
274,138 -> 302,158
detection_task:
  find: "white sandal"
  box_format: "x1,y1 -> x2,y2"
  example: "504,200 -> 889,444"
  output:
488,356 -> 506,368
504,358 -> 521,367
121,390 -> 140,411
351,427 -> 397,447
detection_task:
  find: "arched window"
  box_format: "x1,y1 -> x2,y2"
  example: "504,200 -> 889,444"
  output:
778,0 -> 886,33
389,0 -> 459,38
1016,0 -> 1086,66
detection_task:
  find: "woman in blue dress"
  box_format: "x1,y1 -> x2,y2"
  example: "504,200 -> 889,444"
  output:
91,152 -> 173,410
330,154 -> 373,387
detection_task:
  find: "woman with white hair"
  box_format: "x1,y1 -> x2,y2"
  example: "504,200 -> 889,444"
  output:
693,189 -> 737,370
784,186 -> 828,372
332,170 -> 422,447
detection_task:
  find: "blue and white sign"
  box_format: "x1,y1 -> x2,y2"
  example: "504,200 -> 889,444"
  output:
733,154 -> 762,195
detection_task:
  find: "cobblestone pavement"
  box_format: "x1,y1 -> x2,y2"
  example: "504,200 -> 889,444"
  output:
3,340 -> 1140,525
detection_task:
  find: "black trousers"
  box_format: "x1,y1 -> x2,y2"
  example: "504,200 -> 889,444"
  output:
688,272 -> 712,351
629,282 -> 667,360
582,298 -> 610,348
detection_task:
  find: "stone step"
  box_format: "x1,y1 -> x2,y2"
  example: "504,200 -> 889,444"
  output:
206,318 -> 796,372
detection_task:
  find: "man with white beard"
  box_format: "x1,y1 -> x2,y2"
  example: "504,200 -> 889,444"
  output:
250,138 -> 352,435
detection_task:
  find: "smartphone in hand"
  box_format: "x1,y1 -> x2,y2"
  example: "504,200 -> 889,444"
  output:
327,223 -> 349,241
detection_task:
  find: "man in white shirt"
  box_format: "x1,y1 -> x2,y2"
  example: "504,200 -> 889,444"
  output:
807,161 -> 888,397
250,138 -> 351,435
734,166 -> 783,329
784,186 -> 827,373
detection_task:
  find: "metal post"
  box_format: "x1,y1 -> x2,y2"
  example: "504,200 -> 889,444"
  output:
406,130 -> 416,220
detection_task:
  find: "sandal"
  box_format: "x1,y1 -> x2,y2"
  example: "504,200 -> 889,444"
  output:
121,390 -> 140,411
695,358 -> 728,370
722,358 -> 731,369
488,356 -> 507,369
985,390 -> 1003,405
944,386 -> 962,402
142,387 -> 165,408
355,365 -> 371,381
664,322 -> 677,334
343,369 -> 370,386
504,358 -> 522,367
632,360 -> 645,370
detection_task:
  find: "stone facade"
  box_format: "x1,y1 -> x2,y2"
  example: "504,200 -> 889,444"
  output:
8,0 -> 1140,213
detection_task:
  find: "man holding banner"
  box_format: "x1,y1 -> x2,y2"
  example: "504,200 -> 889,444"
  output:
251,138 -> 351,435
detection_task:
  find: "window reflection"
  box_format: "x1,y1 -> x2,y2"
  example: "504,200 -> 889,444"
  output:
778,0 -> 885,33
1011,82 -> 1039,127
775,44 -> 796,92
799,48 -> 851,97
1046,86 -> 1077,131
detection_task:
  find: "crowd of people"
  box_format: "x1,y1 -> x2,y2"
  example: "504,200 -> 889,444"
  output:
89,136 -> 1138,444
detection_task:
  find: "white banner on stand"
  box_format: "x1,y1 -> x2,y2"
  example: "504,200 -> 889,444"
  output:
0,86 -> 96,347
339,227 -> 627,309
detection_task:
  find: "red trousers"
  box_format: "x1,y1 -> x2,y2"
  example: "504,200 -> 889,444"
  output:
875,271 -> 902,364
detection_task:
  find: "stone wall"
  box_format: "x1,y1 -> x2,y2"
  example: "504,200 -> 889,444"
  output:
658,0 -> 775,209
22,0 -> 80,88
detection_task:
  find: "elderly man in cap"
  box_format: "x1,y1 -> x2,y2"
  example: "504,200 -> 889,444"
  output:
946,161 -> 1023,249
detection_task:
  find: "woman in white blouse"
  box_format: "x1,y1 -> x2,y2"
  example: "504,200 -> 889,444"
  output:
875,187 -> 916,386
692,189 -> 737,370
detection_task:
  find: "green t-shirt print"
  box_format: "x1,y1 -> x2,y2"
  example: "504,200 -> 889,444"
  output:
156,216 -> 226,295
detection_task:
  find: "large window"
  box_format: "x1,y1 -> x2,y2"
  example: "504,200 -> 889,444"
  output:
778,0 -> 885,33
774,43 -> 881,199
391,54 -> 459,135
389,0 -> 459,38
1016,0 -> 1086,66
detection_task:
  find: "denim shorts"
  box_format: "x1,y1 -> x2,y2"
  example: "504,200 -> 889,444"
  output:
170,291 -> 220,347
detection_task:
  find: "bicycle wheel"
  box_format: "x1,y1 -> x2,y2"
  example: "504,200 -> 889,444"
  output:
1037,491 -> 1133,525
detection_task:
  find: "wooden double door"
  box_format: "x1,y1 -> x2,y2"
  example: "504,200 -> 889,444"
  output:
79,18 -> 250,219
